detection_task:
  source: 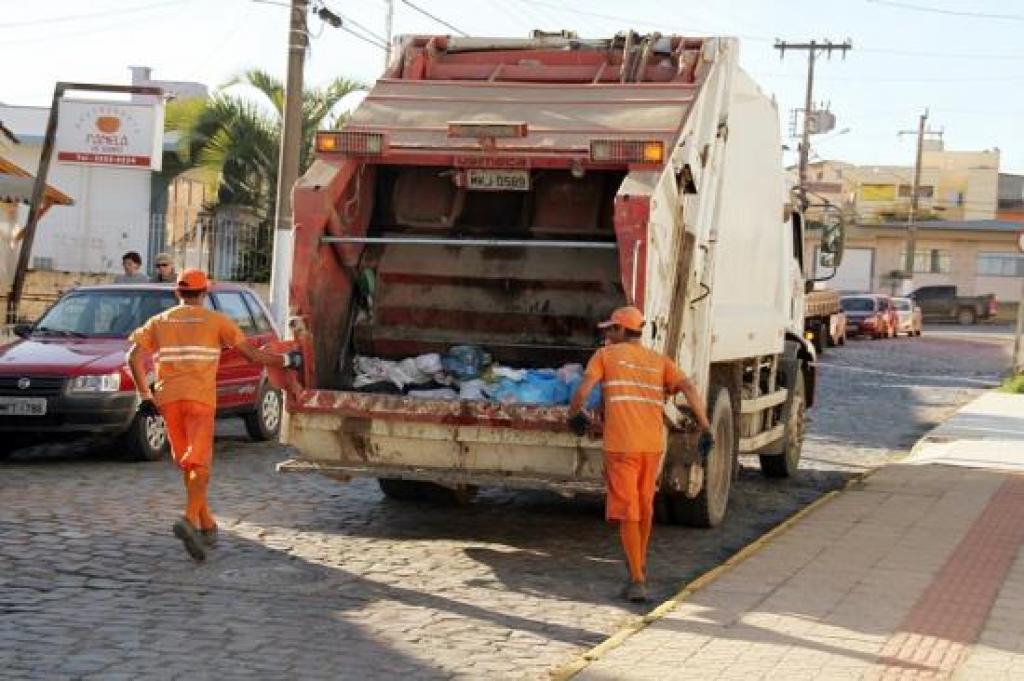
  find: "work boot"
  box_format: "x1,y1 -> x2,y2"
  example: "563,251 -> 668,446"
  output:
172,518 -> 207,562
620,580 -> 650,603
200,525 -> 218,548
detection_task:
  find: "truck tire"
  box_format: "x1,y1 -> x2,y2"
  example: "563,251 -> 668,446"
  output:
957,308 -> 976,326
123,410 -> 169,462
378,478 -> 478,505
666,386 -> 735,528
812,321 -> 826,355
760,371 -> 806,478
244,382 -> 283,441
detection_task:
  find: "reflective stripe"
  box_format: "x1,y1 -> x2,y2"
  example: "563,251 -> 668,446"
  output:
608,395 -> 665,407
615,361 -> 660,374
161,345 -> 220,354
604,380 -> 665,393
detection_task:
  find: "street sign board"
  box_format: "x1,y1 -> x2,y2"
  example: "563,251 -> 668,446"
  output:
55,99 -> 164,171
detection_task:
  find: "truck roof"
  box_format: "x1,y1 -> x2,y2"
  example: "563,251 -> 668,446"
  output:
343,33 -> 724,158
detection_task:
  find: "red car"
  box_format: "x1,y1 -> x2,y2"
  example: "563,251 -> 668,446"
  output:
0,283 -> 283,461
841,294 -> 893,340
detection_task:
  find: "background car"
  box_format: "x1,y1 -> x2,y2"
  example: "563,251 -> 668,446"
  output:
876,295 -> 899,339
0,283 -> 283,461
892,297 -> 923,336
841,295 -> 889,340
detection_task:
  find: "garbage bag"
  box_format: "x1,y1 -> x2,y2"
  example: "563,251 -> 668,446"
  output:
443,345 -> 492,381
458,379 -> 489,400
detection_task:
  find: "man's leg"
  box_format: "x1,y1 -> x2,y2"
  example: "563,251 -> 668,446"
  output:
182,402 -> 217,531
637,453 -> 664,580
604,452 -> 645,590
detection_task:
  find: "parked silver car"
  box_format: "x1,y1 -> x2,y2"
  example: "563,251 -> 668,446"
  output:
892,297 -> 923,337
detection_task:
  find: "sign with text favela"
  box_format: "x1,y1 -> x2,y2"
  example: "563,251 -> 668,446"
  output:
55,99 -> 164,171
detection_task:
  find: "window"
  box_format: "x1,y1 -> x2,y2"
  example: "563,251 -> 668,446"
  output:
897,185 -> 934,199
213,292 -> 257,334
34,291 -> 176,338
899,249 -> 951,274
977,252 -> 1024,277
243,293 -> 273,333
32,256 -> 54,271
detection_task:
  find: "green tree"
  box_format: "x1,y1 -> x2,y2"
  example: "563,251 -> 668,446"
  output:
164,69 -> 364,218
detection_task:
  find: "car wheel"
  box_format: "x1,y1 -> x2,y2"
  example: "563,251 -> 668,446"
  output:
244,382 -> 283,441
761,371 -> 806,479
123,409 -> 168,462
957,308 -> 976,325
666,385 -> 735,528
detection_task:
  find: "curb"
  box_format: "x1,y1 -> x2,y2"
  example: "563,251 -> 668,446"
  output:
547,471 -> 874,681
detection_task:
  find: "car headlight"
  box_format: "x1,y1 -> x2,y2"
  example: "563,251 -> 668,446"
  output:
68,372 -> 122,393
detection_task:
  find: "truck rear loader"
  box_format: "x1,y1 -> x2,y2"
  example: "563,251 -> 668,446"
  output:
278,32 -> 844,527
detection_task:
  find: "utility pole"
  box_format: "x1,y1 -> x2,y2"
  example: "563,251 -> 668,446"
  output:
898,110 -> 943,293
384,0 -> 395,66
269,0 -> 309,331
774,39 -> 852,211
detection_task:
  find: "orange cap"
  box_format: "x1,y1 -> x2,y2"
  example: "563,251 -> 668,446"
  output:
176,268 -> 209,292
598,306 -> 645,332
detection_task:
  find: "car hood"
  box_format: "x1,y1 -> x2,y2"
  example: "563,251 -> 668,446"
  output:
0,337 -> 128,375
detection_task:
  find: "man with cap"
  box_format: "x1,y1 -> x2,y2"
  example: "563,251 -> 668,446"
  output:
151,252 -> 177,283
126,268 -> 301,562
569,305 -> 713,602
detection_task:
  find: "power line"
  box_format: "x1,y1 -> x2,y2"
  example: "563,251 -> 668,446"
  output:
339,25 -> 386,49
322,4 -> 387,43
865,0 -> 1024,22
399,0 -> 467,36
0,0 -> 181,28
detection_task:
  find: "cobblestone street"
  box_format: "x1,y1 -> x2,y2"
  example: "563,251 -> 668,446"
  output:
0,331 -> 1011,680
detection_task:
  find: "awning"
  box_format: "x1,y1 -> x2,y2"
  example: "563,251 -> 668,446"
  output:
0,155 -> 74,208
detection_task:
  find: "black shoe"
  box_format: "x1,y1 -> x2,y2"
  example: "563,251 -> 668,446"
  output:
621,580 -> 649,603
172,518 -> 207,562
200,525 -> 218,548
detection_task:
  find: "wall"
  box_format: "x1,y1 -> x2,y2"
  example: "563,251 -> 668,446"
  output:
0,105 -> 153,275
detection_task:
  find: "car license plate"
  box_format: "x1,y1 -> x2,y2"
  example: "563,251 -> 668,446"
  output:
0,397 -> 47,416
466,169 -> 530,191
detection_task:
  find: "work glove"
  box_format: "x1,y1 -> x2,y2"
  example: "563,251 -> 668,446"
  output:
282,351 -> 303,370
568,412 -> 590,437
138,399 -> 161,419
697,429 -> 715,461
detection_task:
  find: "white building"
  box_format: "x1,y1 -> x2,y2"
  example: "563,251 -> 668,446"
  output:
0,67 -> 207,276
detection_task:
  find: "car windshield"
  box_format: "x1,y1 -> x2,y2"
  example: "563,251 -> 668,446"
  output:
892,299 -> 912,311
841,297 -> 875,312
33,290 -> 178,339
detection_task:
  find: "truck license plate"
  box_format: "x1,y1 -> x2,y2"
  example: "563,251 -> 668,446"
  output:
0,397 -> 47,416
466,169 -> 530,192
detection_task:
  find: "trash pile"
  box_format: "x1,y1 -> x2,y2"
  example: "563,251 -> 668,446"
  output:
352,345 -> 601,407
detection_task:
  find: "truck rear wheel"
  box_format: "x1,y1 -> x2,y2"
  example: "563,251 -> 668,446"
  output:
378,478 -> 477,505
666,386 -> 735,528
957,308 -> 976,325
760,371 -> 806,478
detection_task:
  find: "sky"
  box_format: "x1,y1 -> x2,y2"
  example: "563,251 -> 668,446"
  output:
2,0 -> 1023,174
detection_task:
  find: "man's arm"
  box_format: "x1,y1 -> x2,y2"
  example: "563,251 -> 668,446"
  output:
670,374 -> 712,432
235,340 -> 289,368
127,343 -> 153,401
569,374 -> 601,415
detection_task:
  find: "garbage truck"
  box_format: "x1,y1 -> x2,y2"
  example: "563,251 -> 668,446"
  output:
277,31 -> 845,527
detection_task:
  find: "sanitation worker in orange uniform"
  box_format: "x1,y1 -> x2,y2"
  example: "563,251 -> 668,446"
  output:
127,269 -> 301,562
569,306 -> 713,602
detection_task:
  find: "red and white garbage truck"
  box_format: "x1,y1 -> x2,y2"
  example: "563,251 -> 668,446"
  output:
277,32 -> 845,527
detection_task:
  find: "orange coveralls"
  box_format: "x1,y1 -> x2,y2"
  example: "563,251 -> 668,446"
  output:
130,305 -> 247,531
583,342 -> 688,582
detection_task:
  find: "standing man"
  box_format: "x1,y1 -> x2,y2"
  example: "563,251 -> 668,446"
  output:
114,251 -> 149,283
151,252 -> 177,283
569,306 -> 713,602
127,269 -> 301,562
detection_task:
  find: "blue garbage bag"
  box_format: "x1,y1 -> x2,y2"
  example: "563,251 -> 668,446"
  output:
565,375 -> 602,410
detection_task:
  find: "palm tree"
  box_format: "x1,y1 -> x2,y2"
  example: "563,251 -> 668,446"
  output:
164,69 -> 364,218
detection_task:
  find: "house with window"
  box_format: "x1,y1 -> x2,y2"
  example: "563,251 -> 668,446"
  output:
806,219 -> 1023,318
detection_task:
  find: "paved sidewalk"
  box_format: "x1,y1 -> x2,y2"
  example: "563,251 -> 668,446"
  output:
566,391 -> 1024,680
